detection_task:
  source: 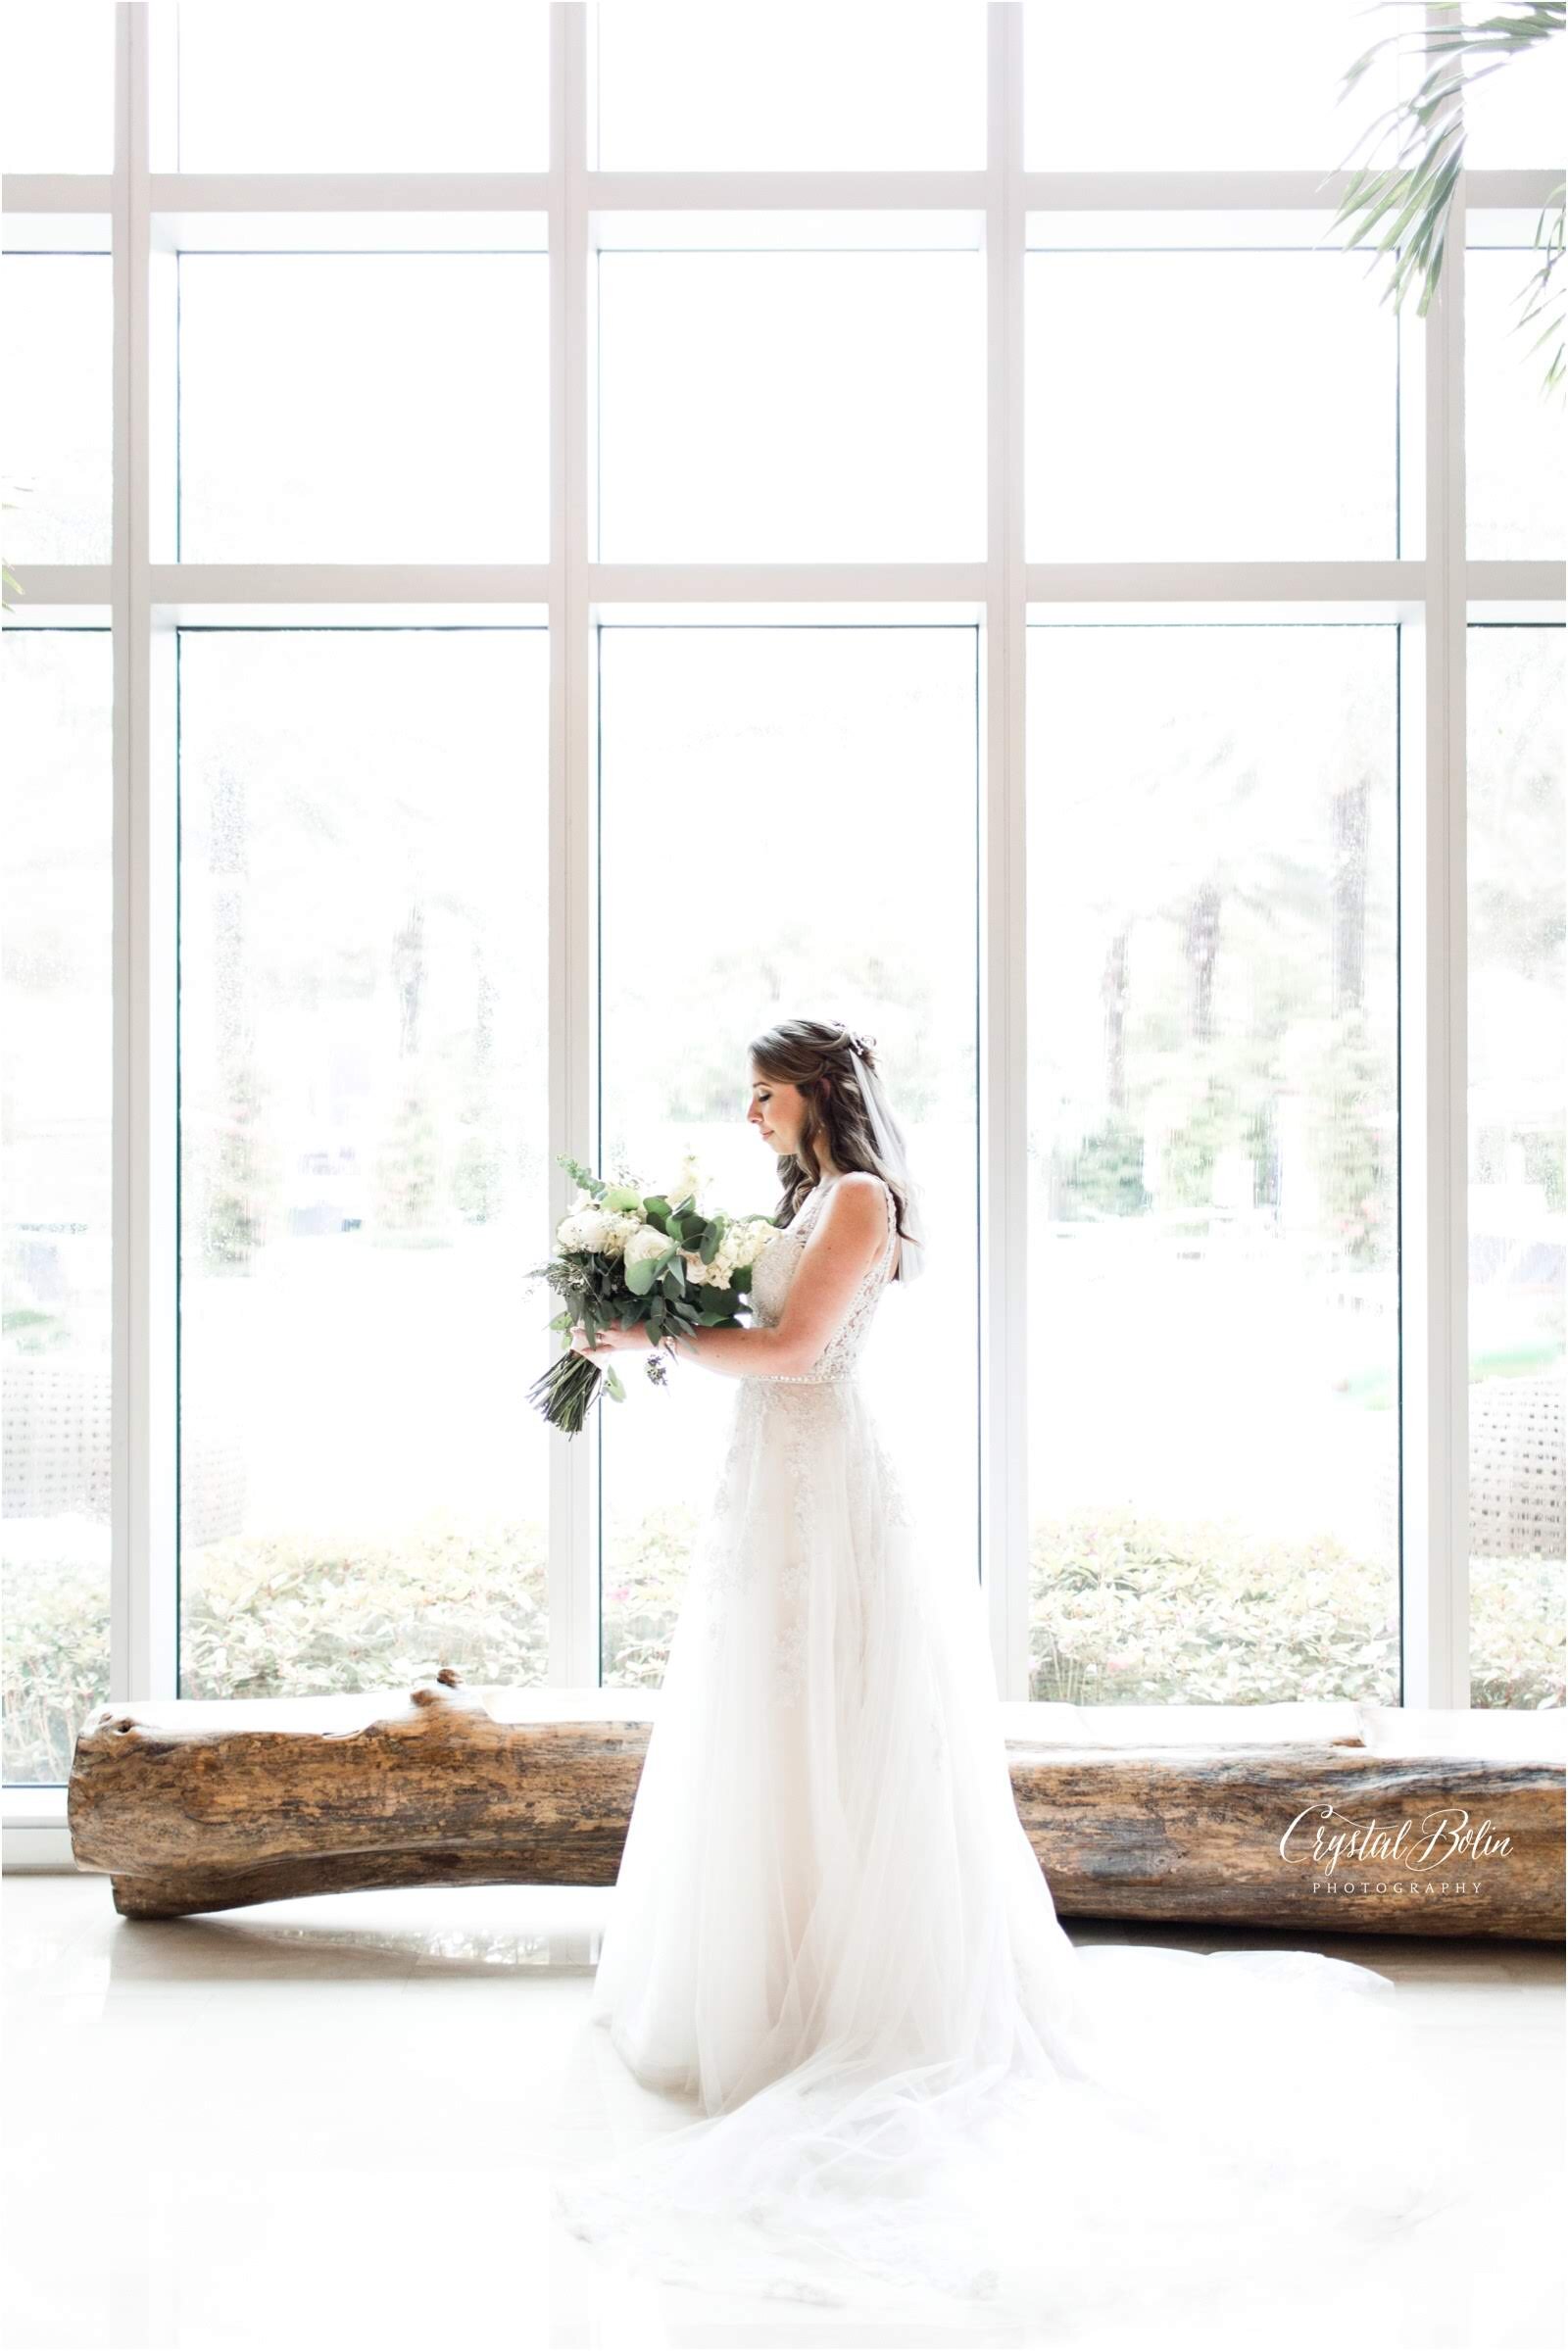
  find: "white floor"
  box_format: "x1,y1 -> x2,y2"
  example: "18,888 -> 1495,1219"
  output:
2,1872 -> 1562,2351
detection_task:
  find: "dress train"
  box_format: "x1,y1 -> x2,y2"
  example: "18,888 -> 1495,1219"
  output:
552,1176 -> 1465,2331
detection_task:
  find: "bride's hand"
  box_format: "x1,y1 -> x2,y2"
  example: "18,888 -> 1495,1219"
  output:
569,1319 -> 650,1359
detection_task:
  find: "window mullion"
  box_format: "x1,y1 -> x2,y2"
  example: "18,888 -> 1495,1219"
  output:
113,0 -> 176,1706
1401,112 -> 1470,1709
984,2 -> 1029,1696
547,1 -> 598,1689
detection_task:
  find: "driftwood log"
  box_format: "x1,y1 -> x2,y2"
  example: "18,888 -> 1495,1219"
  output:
68,1674 -> 1565,1939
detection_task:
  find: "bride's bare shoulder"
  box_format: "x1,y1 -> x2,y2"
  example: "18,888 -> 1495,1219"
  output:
829,1170 -> 888,1210
816,1171 -> 889,1249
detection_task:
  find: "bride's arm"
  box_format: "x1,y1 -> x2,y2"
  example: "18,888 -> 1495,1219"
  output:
572,1174 -> 887,1379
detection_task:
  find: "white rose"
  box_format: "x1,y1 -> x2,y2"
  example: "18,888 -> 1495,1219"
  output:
557,1204 -> 614,1254
599,1212 -> 643,1261
581,1205 -> 619,1253
623,1225 -> 671,1271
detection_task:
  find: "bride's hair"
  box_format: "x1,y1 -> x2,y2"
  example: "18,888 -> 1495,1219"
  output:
748,1016 -> 922,1281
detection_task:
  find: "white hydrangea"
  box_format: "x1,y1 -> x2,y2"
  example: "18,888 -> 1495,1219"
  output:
734,1216 -> 780,1268
596,1212 -> 645,1261
684,1217 -> 778,1288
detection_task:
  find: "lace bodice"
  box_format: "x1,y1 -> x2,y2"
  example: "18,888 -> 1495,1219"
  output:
744,1172 -> 899,1385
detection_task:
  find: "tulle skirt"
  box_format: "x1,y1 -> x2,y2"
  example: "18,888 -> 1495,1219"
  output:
554,1376 -> 1466,2334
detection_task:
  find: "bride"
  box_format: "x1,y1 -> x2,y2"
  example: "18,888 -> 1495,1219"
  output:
553,1015 -> 1459,2332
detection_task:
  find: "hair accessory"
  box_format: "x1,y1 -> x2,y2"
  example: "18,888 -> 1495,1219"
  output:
829,1019 -> 875,1061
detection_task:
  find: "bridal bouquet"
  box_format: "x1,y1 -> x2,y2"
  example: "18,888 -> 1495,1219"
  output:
526,1151 -> 779,1435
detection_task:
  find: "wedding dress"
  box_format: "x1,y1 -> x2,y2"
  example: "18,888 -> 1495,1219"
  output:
554,1172 -> 1464,2335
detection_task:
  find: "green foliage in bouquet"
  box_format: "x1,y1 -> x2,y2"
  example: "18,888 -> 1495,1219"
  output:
526,1151 -> 777,1435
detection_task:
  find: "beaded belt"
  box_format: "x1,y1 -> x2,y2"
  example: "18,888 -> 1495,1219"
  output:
742,1369 -> 856,1387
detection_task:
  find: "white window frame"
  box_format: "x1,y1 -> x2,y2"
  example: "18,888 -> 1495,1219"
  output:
3,3 -> 1563,1850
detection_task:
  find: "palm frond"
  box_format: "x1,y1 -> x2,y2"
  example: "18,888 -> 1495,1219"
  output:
1514,175 -> 1567,391
1327,0 -> 1565,398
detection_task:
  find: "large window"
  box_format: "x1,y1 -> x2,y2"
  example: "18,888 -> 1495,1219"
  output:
1,253 -> 112,566
592,4 -> 986,169
1025,625 -> 1399,1703
1461,220 -> 1567,1717
1023,238 -> 1399,560
597,624 -> 980,1683
2,3 -> 1563,1792
176,251 -> 551,563
1020,0 -> 1403,169
1,633 -> 115,1783
175,631 -> 552,1702
0,4 -> 113,171
1466,241 -> 1567,563
173,2 -> 550,171
1467,624 -> 1566,1708
597,241 -> 986,561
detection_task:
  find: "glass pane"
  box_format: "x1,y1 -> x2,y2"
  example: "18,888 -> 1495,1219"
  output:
1467,624 -> 1566,1710
1462,4 -> 1567,167
175,0 -> 548,171
598,625 -> 980,1686
598,250 -> 985,560
0,1 -> 114,171
1,255 -> 112,564
177,253 -> 549,562
176,630 -> 551,1700
2,631 -> 114,1786
1026,623 -> 1399,1705
1026,250 -> 1396,559
1022,0 -> 1403,170
1466,245 -> 1567,560
593,1 -> 985,169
